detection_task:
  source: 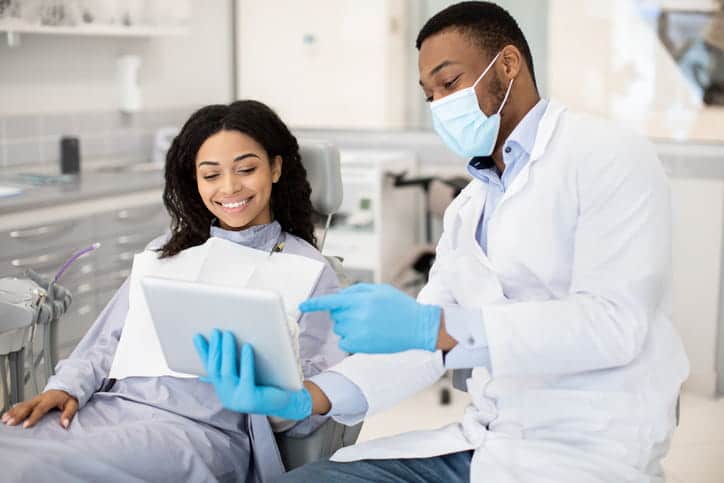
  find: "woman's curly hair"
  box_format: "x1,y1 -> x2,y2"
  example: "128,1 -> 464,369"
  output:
158,100 -> 316,258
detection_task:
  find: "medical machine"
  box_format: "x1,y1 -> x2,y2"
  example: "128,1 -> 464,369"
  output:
0,244 -> 97,411
0,276 -> 45,411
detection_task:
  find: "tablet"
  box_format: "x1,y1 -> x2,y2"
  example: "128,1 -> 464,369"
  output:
141,276 -> 302,391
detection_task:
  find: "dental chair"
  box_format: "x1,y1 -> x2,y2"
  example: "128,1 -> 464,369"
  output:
272,140 -> 363,471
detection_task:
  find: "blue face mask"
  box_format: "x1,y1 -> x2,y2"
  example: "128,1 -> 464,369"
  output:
430,51 -> 514,158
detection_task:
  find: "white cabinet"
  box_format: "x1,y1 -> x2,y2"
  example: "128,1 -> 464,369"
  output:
235,0 -> 407,129
0,190 -> 168,360
322,150 -> 421,284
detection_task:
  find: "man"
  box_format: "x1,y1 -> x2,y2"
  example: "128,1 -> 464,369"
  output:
197,2 -> 689,481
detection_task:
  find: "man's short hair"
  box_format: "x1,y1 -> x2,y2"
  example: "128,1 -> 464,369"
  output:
416,1 -> 537,87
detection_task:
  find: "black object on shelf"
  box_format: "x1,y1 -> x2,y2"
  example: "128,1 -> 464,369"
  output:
60,137 -> 81,174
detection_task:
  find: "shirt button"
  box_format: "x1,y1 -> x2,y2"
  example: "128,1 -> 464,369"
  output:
504,146 -> 512,154
467,337 -> 475,346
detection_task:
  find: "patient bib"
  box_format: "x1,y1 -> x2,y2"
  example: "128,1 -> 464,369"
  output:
108,236 -> 324,380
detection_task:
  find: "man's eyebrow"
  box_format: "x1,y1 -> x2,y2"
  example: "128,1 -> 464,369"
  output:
419,60 -> 460,87
430,60 -> 459,77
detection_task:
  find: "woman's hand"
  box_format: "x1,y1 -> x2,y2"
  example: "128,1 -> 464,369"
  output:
1,390 -> 79,429
194,329 -> 312,420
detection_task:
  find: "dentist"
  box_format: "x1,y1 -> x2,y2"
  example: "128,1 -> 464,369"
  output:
197,2 -> 689,482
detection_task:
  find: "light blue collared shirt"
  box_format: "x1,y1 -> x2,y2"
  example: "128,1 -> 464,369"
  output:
443,98 -> 548,369
313,99 -> 549,419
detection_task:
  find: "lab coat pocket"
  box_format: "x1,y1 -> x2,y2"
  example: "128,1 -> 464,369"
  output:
503,389 -> 651,469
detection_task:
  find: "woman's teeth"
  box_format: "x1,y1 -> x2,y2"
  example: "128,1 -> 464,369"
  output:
220,198 -> 250,208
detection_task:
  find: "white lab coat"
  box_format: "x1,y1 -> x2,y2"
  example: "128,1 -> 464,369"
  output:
329,100 -> 689,482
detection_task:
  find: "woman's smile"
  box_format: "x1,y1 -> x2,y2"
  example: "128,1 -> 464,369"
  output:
216,195 -> 254,213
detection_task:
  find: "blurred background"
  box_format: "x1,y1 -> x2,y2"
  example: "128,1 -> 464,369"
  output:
0,2 -> 723,481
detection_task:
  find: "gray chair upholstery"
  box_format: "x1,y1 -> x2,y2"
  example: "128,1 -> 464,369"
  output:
299,140 -> 343,251
299,140 -> 343,217
272,140 -> 362,471
275,416 -> 363,471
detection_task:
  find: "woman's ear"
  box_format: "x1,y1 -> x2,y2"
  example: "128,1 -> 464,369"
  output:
272,155 -> 283,183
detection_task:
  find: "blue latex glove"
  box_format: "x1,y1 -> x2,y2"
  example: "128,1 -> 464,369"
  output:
299,283 -> 441,354
193,329 -> 312,420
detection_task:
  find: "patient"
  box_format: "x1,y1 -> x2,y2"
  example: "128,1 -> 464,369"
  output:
0,100 -> 346,482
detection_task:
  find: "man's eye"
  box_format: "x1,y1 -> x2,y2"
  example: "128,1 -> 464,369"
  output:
444,76 -> 460,89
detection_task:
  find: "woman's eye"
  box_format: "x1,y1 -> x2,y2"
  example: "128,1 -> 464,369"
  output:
202,173 -> 219,180
237,167 -> 256,174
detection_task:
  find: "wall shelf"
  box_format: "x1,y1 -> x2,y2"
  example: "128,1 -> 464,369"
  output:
0,19 -> 188,46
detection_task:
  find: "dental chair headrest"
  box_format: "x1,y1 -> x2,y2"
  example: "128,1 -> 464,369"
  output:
299,140 -> 343,216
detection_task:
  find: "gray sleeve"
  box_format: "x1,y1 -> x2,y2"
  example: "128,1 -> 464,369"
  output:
298,264 -> 347,376
44,278 -> 130,408
284,263 -> 347,437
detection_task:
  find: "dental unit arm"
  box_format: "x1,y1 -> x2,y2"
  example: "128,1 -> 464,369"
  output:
0,244 -> 98,410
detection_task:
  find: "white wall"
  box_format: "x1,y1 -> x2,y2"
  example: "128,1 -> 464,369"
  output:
0,0 -> 233,115
670,178 -> 724,396
236,0 -> 407,129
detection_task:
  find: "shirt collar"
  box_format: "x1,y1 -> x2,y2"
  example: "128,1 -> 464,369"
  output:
506,98 -> 548,158
209,220 -> 283,252
467,98 -> 549,180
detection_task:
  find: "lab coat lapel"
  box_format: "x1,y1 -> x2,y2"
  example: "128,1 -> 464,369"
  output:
455,182 -> 493,269
449,187 -> 487,392
493,100 -> 567,208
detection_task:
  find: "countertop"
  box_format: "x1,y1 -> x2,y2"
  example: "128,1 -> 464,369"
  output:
0,160 -> 165,216
0,149 -> 419,217
1,141 -> 723,219
655,141 -> 724,179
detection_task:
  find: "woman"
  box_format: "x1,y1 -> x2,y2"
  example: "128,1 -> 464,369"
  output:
0,100 -> 345,482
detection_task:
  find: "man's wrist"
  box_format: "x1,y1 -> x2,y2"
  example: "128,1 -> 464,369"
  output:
435,309 -> 458,352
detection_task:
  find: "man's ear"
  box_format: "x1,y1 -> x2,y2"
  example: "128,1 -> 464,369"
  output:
272,155 -> 283,183
500,44 -> 523,80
